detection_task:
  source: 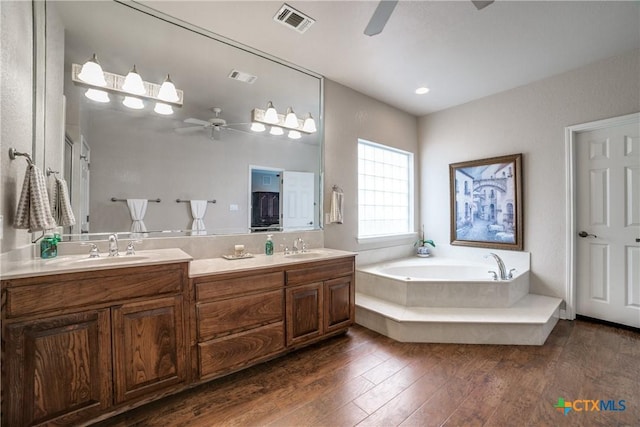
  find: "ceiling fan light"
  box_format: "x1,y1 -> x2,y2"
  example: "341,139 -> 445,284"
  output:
123,96 -> 144,109
122,65 -> 146,95
264,101 -> 279,124
251,122 -> 266,132
85,88 -> 110,103
78,53 -> 106,86
154,102 -> 173,115
269,126 -> 284,136
284,107 -> 299,128
288,130 -> 302,140
157,74 -> 179,102
302,114 -> 317,133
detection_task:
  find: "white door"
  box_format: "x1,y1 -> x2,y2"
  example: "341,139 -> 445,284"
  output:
576,120 -> 640,328
79,137 -> 91,234
282,171 -> 315,231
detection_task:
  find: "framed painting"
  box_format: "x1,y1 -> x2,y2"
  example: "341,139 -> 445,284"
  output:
449,153 -> 523,251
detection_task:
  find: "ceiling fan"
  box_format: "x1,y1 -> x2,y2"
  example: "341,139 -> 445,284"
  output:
175,107 -> 248,140
364,0 -> 495,36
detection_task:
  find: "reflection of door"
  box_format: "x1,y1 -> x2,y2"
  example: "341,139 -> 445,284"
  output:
80,137 -> 90,234
282,171 -> 315,230
576,120 -> 639,328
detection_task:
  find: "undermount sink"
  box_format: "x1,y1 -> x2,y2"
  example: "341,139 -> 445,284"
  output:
45,255 -> 150,266
284,252 -> 324,259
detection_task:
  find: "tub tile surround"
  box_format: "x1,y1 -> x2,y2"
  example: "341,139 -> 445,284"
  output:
355,250 -> 563,345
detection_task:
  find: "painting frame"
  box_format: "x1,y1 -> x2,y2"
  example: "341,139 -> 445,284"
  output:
449,153 -> 523,251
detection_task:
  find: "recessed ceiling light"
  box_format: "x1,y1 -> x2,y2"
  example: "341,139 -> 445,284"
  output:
415,87 -> 430,95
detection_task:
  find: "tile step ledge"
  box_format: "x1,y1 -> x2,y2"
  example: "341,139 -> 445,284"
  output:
355,293 -> 562,345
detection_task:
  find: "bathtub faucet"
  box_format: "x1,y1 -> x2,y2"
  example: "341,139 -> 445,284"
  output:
486,252 -> 513,280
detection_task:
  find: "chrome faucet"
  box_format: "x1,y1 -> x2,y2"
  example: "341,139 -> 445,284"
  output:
486,252 -> 512,280
292,237 -> 305,253
108,234 -> 119,257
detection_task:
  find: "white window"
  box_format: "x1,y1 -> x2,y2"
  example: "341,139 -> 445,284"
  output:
357,139 -> 413,239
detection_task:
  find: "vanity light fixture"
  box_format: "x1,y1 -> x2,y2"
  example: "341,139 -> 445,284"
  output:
78,53 -> 107,86
85,88 -> 110,103
251,106 -> 317,135
250,122 -> 266,132
123,96 -> 144,110
302,113 -> 317,133
157,74 -> 179,103
284,107 -> 299,128
264,101 -> 279,124
288,130 -> 302,140
154,102 -> 174,115
270,126 -> 284,136
122,65 -> 146,95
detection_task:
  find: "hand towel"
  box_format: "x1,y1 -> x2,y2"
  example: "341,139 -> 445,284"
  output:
126,199 -> 148,237
189,200 -> 207,235
14,164 -> 57,232
329,188 -> 344,224
53,177 -> 76,227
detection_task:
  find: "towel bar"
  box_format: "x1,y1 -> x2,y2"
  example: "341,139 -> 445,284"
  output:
111,197 -> 161,203
8,148 -> 33,165
176,199 -> 216,204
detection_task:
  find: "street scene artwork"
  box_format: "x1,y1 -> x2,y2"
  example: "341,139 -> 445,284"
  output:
449,153 -> 523,251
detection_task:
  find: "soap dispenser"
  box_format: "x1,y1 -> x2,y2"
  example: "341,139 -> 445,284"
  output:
265,234 -> 274,256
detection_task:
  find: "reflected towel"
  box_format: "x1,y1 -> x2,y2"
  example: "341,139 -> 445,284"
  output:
329,188 -> 344,224
190,200 -> 207,236
126,199 -> 148,237
14,164 -> 56,232
52,177 -> 76,227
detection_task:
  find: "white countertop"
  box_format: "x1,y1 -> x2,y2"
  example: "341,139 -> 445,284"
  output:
1,248 -> 193,280
189,248 -> 356,278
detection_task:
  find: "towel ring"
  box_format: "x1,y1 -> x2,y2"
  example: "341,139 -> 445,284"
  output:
9,148 -> 33,165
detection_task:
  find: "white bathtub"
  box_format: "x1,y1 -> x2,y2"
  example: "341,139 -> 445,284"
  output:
356,257 -> 530,308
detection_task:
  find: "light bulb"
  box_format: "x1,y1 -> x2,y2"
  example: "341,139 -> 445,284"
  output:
269,126 -> 284,136
157,74 -> 179,102
288,130 -> 302,140
78,54 -> 106,86
302,114 -> 317,133
85,88 -> 109,103
154,102 -> 173,115
415,87 -> 430,95
122,65 -> 145,95
284,107 -> 298,128
123,96 -> 144,109
251,122 -> 266,132
264,101 -> 279,124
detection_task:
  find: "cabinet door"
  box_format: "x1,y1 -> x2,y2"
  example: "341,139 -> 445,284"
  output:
324,276 -> 354,333
286,282 -> 323,346
3,310 -> 112,427
112,296 -> 186,403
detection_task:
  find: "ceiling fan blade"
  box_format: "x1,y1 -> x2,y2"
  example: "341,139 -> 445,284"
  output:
471,0 -> 494,10
364,0 -> 398,36
175,126 -> 204,133
184,118 -> 210,126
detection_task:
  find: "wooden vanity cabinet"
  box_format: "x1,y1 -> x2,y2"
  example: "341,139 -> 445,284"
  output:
1,262 -> 189,427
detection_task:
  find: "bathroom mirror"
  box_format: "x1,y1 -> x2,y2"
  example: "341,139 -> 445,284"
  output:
44,0 -> 323,239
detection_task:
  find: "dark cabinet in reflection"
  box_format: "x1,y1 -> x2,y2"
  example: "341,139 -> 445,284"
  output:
251,192 -> 280,230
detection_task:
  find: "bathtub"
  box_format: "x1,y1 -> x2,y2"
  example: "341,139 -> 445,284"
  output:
356,257 -> 530,308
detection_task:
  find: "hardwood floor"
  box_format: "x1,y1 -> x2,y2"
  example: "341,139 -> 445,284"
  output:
95,320 -> 639,427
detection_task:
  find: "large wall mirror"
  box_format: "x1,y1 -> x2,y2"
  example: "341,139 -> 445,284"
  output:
44,1 -> 323,239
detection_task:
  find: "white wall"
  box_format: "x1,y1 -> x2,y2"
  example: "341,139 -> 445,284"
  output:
419,48 -> 640,298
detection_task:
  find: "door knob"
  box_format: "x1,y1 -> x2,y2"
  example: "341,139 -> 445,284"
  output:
636,238 -> 640,243
578,231 -> 597,238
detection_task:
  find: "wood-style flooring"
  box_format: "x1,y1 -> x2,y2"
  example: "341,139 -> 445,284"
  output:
96,320 -> 639,427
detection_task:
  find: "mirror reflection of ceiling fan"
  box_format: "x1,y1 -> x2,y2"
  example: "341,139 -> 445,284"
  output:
364,0 -> 494,36
175,107 -> 249,140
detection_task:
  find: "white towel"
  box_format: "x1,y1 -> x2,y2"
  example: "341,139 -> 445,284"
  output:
329,188 -> 344,224
52,177 -> 76,227
14,164 -> 57,232
126,199 -> 148,237
189,200 -> 207,235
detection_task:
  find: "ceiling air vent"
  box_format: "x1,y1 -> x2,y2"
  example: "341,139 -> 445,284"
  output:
273,3 -> 315,34
228,69 -> 257,84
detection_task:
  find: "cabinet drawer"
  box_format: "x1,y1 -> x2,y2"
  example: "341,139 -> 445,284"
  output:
195,271 -> 284,301
286,258 -> 354,286
197,290 -> 283,340
198,322 -> 284,378
4,264 -> 185,318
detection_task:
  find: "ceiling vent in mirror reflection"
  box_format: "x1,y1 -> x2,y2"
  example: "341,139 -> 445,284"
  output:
274,3 -> 315,34
228,69 -> 257,84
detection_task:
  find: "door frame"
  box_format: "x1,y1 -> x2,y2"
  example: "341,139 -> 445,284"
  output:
564,112 -> 640,320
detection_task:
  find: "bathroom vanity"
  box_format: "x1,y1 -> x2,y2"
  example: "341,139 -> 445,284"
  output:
0,248 -> 355,426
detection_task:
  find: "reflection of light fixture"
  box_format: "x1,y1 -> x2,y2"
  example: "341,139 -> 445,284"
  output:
123,96 -> 144,109
302,113 -> 317,133
415,86 -> 430,95
157,74 -> 179,102
78,53 -> 106,86
122,65 -> 145,95
154,102 -> 173,115
264,101 -> 279,124
85,88 -> 109,103
270,126 -> 284,136
288,130 -> 302,140
284,107 -> 298,128
250,122 -> 266,132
